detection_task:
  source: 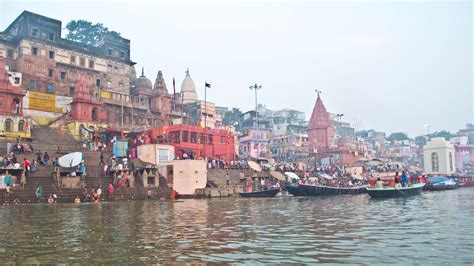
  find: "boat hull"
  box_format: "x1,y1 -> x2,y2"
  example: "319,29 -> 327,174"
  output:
286,185 -> 367,197
239,188 -> 280,198
366,184 -> 425,198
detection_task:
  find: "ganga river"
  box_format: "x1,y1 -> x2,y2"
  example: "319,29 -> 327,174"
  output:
0,189 -> 473,264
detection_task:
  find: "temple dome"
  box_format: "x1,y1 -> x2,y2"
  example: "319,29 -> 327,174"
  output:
180,68 -> 198,104
134,67 -> 152,92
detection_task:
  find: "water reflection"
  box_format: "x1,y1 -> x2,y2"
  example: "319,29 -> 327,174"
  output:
0,190 -> 473,264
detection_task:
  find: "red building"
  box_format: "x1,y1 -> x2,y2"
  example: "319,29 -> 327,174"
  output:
153,124 -> 236,162
307,93 -> 335,154
0,57 -> 29,138
71,74 -> 105,122
0,57 -> 25,116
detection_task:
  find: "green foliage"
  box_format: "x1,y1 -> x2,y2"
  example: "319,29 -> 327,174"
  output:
223,108 -> 242,126
65,19 -> 121,46
387,132 -> 410,142
415,135 -> 427,147
429,130 -> 453,140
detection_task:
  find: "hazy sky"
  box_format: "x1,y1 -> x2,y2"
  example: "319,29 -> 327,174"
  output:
1,0 -> 472,136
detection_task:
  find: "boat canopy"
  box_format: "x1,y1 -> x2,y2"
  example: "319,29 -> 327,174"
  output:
247,161 -> 262,172
270,171 -> 286,181
284,172 -> 299,180
428,176 -> 449,183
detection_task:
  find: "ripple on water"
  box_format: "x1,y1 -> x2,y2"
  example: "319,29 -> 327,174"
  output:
0,189 -> 473,264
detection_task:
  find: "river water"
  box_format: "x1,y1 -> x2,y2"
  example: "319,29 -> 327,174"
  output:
1,189 -> 473,264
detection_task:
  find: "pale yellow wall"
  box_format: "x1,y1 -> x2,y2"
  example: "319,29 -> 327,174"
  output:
171,160 -> 207,195
0,115 -> 31,139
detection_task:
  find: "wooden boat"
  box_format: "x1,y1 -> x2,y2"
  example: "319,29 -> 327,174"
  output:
424,176 -> 458,191
366,183 -> 425,198
285,184 -> 367,197
239,188 -> 280,198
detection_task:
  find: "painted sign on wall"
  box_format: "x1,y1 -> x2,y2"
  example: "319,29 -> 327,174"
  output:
23,91 -> 72,113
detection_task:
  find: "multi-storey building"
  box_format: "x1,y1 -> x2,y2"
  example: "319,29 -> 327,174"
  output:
0,11 -> 183,133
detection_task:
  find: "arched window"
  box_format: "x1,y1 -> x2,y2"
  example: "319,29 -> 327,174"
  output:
449,152 -> 454,172
431,152 -> 439,172
5,119 -> 13,132
18,120 -> 25,132
12,98 -> 20,114
92,108 -> 98,121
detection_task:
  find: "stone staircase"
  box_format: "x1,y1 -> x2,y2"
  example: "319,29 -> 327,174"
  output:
1,125 -> 172,204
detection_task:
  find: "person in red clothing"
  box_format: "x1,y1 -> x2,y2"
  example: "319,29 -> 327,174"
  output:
108,182 -> 114,199
22,158 -> 30,178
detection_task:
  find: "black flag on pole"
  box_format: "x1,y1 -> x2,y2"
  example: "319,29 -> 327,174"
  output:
205,82 -> 211,88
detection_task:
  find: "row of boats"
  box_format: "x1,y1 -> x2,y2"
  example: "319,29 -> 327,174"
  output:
239,175 -> 472,199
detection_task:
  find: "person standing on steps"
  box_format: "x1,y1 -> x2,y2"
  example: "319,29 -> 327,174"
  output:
35,185 -> 44,204
4,184 -> 11,205
225,172 -> 230,186
36,150 -> 43,166
43,152 -> 49,166
99,152 -> 105,166
108,182 -> 114,199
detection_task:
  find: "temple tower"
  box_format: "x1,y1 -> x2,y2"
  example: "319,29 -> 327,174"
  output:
307,92 -> 335,154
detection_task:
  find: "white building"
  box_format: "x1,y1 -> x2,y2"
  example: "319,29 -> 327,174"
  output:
423,137 -> 456,175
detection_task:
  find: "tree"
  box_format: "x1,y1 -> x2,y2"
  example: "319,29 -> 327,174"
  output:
65,20 -> 121,46
387,132 -> 410,142
223,108 -> 242,127
415,135 -> 427,148
430,130 -> 453,140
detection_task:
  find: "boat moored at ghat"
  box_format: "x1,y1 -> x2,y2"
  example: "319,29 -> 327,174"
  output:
424,176 -> 458,191
285,184 -> 367,197
239,188 -> 280,198
366,183 -> 425,198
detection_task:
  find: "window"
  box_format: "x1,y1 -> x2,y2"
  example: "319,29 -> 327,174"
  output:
158,149 -> 170,163
96,79 -> 101,87
18,120 -> 25,132
431,152 -> 439,172
92,108 -> 98,121
108,48 -> 113,56
107,64 -> 113,72
12,98 -> 20,114
190,132 -> 197,143
48,69 -> 53,78
114,66 -> 118,73
88,59 -> 94,69
70,56 -> 76,64
69,86 -> 75,96
30,80 -> 36,89
48,50 -> 55,59
5,119 -> 13,132
48,32 -> 55,41
31,28 -> 38,37
80,57 -> 85,67
208,134 -> 213,145
6,48 -> 14,59
449,152 -> 454,172
199,133 -> 206,144
120,51 -> 125,59
47,83 -> 53,93
14,77 -> 20,84
31,47 -> 38,55
60,71 -> 66,80
182,131 -> 189,142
